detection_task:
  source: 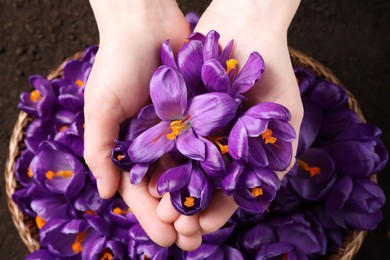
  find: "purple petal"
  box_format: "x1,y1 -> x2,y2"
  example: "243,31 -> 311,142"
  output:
247,138 -> 268,167
203,30 -> 220,61
240,115 -> 267,137
326,176 -> 353,214
157,161 -> 192,194
189,92 -> 236,136
200,137 -> 226,177
228,118 -> 248,160
177,128 -> 206,161
129,164 -> 150,185
222,161 -> 244,195
231,52 -> 265,94
245,102 -> 291,121
150,66 -> 187,121
219,40 -> 234,67
128,122 -> 174,163
201,59 -> 230,93
310,80 -> 348,111
160,40 -> 178,69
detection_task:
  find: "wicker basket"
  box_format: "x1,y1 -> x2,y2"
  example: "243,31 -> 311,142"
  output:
4,48 -> 373,259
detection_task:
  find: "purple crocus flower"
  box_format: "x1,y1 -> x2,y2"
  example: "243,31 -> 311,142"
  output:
272,172 -> 302,213
81,229 -> 125,260
229,166 -> 280,213
54,112 -> 85,158
81,45 -> 98,63
157,161 -> 212,215
324,176 -> 385,230
30,141 -> 85,198
294,67 -> 316,95
228,102 -> 296,172
40,219 -> 90,257
73,182 -> 110,214
109,198 -> 138,229
128,65 -> 236,184
309,80 -> 348,112
289,148 -> 337,201
185,12 -> 200,32
14,149 -> 35,187
128,223 -> 169,260
18,75 -> 57,118
323,123 -> 388,177
24,118 -> 57,154
62,59 -> 92,90
53,78 -> 85,113
26,249 -> 66,260
240,223 -> 277,258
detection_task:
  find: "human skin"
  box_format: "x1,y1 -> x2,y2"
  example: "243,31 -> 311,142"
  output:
84,0 -> 302,252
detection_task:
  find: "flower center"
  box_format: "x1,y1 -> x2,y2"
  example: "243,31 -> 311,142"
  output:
75,79 -> 84,88
281,253 -> 288,260
226,59 -> 238,75
35,215 -> 46,229
183,196 -> 195,208
99,249 -> 114,260
251,187 -> 263,197
58,125 -> 69,132
207,135 -> 229,154
45,170 -> 74,180
298,159 -> 321,177
112,207 -> 131,215
153,115 -> 191,143
261,128 -> 277,144
30,90 -> 42,102
72,232 -> 87,254
27,166 -> 33,178
116,154 -> 124,161
84,210 -> 96,215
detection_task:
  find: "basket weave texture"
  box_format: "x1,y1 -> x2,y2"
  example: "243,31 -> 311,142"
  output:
4,48 -> 373,259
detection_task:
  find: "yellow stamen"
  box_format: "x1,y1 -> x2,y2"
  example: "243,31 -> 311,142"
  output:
30,90 -> 42,102
27,167 -> 33,178
99,250 -> 113,260
261,128 -> 278,144
226,59 -> 238,74
71,232 -> 87,254
183,196 -> 195,208
117,154 -> 124,161
84,210 -> 96,215
112,207 -> 131,215
206,135 -> 229,154
298,159 -> 321,177
251,187 -> 263,197
75,79 -> 84,88
58,125 -> 69,132
35,215 -> 46,229
45,170 -> 74,180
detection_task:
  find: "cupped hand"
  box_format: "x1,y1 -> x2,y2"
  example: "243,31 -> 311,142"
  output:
154,0 -> 303,251
84,0 -> 190,247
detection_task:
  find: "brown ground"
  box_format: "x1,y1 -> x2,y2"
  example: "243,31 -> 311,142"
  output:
1,0 -> 389,258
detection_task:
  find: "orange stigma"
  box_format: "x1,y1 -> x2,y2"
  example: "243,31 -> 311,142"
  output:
99,249 -> 114,260
226,59 -> 238,74
116,154 -> 124,161
75,79 -> 84,88
71,232 -> 87,254
30,90 -> 42,102
112,207 -> 131,215
251,187 -> 263,197
207,135 -> 229,154
298,159 -> 321,177
261,128 -> 278,144
35,215 -> 46,229
27,167 -> 33,178
58,125 -> 69,132
153,115 -> 191,143
45,170 -> 74,180
183,196 -> 195,208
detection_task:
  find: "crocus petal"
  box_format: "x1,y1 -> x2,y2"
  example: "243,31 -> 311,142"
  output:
160,40 -> 178,69
128,122 -> 174,163
222,161 -> 244,195
219,40 -> 234,67
177,128 -> 206,161
231,52 -> 265,94
200,137 -> 226,177
188,92 -> 237,136
245,102 -> 291,121
240,115 -> 267,137
247,138 -> 268,167
310,80 -> 348,112
157,161 -> 192,194
203,30 -> 220,61
228,118 -> 249,160
129,164 -> 150,185
326,176 -> 353,214
177,39 -> 206,95
150,66 -> 187,121
201,59 -> 230,93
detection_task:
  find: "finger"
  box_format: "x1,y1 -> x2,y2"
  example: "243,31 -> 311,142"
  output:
199,190 -> 238,234
119,171 -> 176,247
156,193 -> 180,223
175,231 -> 202,252
148,154 -> 177,198
174,214 -> 200,236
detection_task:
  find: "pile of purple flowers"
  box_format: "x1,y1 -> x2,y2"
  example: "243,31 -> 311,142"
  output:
14,32 -> 388,259
111,30 -> 295,215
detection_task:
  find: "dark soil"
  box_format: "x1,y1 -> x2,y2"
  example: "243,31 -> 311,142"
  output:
1,0 -> 389,258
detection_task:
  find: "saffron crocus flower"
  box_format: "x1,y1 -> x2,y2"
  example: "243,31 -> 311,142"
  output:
289,148 -> 337,201
81,45 -> 98,63
30,141 -> 85,198
272,173 -> 302,213
240,223 -> 277,258
62,59 -> 92,90
128,224 -> 170,259
294,67 -> 316,95
324,176 -> 385,230
228,102 -> 296,172
109,198 -> 137,229
128,66 -> 236,184
54,112 -> 85,158
81,229 -> 125,260
74,182 -> 110,214
230,166 -> 280,213
323,123 -> 388,177
309,80 -> 348,112
40,219 -> 90,257
26,249 -> 65,260
54,78 -> 85,113
157,161 -> 212,215
18,75 -> 57,118
24,118 -> 56,154
14,149 -> 35,187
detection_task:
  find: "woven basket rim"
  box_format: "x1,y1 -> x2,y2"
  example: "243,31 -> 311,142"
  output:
4,48 -> 373,259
